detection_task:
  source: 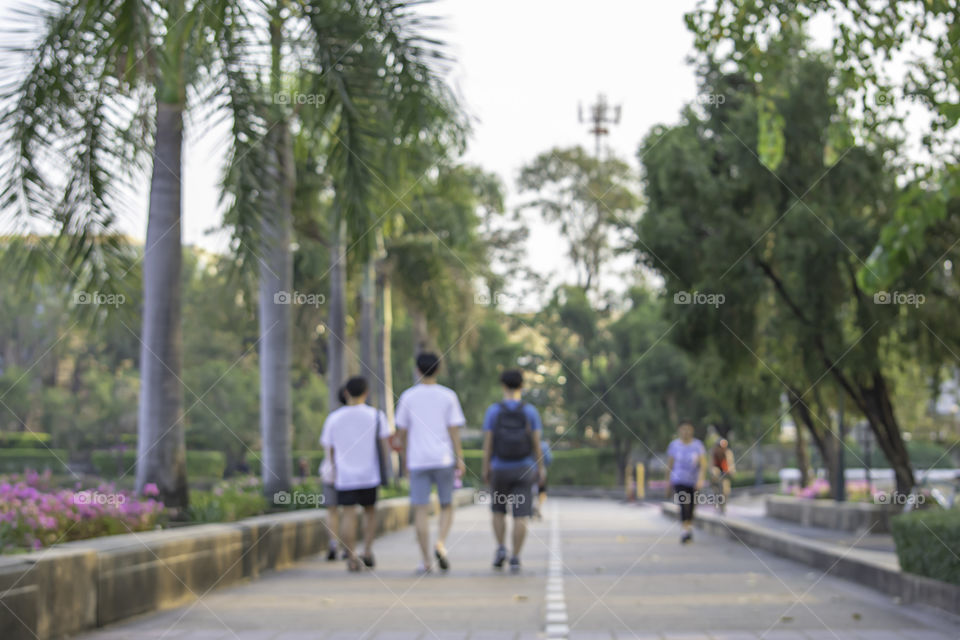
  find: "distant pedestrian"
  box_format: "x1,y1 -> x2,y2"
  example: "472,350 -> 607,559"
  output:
710,438 -> 735,514
666,420 -> 706,544
320,385 -> 349,561
320,377 -> 390,571
482,369 -> 545,572
396,353 -> 466,574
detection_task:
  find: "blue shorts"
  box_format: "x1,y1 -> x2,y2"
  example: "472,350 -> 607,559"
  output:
409,466 -> 455,506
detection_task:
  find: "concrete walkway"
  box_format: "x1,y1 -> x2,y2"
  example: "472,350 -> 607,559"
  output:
76,499 -> 958,639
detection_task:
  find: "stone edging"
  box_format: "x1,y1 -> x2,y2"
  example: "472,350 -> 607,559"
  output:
660,501 -> 960,616
0,488 -> 475,640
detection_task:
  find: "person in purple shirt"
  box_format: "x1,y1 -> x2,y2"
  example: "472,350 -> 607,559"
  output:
666,420 -> 707,544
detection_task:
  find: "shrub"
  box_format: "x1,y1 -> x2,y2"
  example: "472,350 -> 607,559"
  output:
186,476 -> 267,523
91,450 -> 226,479
0,448 -> 69,474
729,471 -> 780,488
462,448 -> 618,487
891,509 -> 960,586
0,470 -> 165,552
0,432 -> 52,449
246,450 -> 325,477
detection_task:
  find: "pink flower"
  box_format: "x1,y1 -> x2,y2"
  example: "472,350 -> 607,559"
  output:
143,483 -> 160,497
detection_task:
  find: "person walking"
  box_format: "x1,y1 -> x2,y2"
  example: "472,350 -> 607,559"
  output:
481,369 -> 545,572
396,352 -> 466,574
710,437 -> 735,514
320,377 -> 390,571
320,386 -> 349,561
666,420 -> 706,544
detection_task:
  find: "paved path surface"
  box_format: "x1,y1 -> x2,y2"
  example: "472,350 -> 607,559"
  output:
77,499 -> 959,640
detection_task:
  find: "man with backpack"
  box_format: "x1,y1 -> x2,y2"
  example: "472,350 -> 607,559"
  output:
481,369 -> 545,572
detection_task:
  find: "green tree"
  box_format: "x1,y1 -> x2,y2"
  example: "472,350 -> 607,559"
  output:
518,148 -> 640,295
637,52 -> 923,492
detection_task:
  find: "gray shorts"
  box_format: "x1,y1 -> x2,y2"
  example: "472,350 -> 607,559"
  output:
409,466 -> 455,506
490,465 -> 536,517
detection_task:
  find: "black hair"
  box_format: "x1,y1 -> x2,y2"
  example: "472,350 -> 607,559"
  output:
345,376 -> 368,399
337,386 -> 349,406
678,419 -> 695,429
500,369 -> 524,390
416,352 -> 441,377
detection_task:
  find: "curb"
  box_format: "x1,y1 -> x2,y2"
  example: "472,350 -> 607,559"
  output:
660,502 -> 960,616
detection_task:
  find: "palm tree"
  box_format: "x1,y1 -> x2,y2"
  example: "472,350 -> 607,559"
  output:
220,0 -> 464,496
0,0 -> 226,507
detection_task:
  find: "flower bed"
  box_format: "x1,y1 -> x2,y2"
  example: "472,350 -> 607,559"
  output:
0,470 -> 165,552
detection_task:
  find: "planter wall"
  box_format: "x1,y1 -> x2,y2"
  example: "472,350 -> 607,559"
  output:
765,495 -> 900,533
0,488 -> 474,640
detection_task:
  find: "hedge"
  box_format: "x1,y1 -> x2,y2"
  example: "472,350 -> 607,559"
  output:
91,450 -> 227,479
246,450 -> 325,477
0,432 -> 52,449
891,509 -> 960,586
462,448 -> 618,487
0,448 -> 69,473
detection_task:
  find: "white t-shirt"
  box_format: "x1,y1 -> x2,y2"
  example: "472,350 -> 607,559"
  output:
320,405 -> 390,490
395,383 -> 466,471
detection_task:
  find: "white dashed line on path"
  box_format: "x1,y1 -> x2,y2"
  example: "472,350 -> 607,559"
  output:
545,505 -> 569,639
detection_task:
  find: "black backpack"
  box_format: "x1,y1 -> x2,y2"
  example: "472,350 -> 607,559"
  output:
493,402 -> 533,461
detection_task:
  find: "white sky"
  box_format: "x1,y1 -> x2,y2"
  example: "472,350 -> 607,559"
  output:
0,0 -> 702,298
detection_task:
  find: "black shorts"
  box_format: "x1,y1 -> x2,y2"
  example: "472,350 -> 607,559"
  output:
337,486 -> 378,507
489,465 -> 536,517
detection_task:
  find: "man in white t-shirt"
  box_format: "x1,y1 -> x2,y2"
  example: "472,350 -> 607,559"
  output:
396,352 -> 466,574
320,376 -> 390,571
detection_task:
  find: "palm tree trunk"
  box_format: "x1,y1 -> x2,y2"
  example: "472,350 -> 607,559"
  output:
359,255 -> 376,400
411,308 -> 429,383
136,102 -> 188,508
327,218 -> 347,408
258,121 -> 294,496
376,254 -> 394,427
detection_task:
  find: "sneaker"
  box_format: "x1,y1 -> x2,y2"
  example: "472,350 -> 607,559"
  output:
326,548 -> 337,561
434,544 -> 450,572
415,562 -> 432,576
681,531 -> 693,544
493,545 -> 507,569
509,556 -> 521,573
